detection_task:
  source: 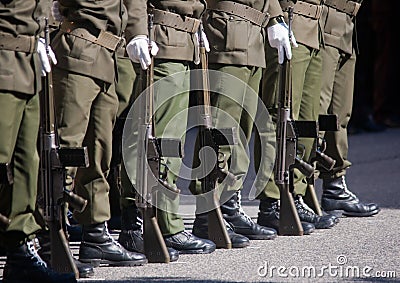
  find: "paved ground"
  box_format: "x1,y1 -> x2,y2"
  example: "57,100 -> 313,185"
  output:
1,128 -> 399,282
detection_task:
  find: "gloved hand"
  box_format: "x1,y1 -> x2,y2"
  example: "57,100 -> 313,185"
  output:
267,21 -> 298,64
195,29 -> 210,52
194,27 -> 210,65
126,35 -> 159,70
51,1 -> 63,22
37,38 -> 57,76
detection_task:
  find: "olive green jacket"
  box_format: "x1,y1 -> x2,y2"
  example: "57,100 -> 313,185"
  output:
320,0 -> 362,55
0,0 -> 49,95
205,0 -> 283,68
128,0 -> 206,62
281,0 -> 324,50
52,0 -> 128,84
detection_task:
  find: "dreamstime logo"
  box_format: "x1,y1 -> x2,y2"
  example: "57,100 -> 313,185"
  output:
121,69 -> 276,215
257,255 -> 397,279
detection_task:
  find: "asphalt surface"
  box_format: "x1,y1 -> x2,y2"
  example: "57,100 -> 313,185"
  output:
1,128 -> 399,282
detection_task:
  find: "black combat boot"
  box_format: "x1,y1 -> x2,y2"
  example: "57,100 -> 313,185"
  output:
221,191 -> 277,240
257,198 -> 315,235
3,239 -> 77,283
192,213 -> 250,248
294,195 -> 338,229
322,176 -> 380,217
36,229 -> 94,278
117,206 -> 179,262
79,222 -> 147,267
164,231 -> 216,254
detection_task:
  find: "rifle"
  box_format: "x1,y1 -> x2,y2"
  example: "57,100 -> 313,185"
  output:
304,115 -> 338,215
275,8 -> 314,236
194,23 -> 238,249
39,18 -> 89,278
135,12 -> 182,263
0,163 -> 12,230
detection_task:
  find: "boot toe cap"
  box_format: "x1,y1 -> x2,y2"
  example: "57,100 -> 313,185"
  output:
165,231 -> 216,254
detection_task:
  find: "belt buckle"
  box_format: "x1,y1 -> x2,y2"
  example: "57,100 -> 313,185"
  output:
116,37 -> 126,50
262,12 -> 271,27
315,5 -> 323,19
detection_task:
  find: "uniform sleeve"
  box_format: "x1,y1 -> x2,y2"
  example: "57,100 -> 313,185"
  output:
124,0 -> 148,43
268,0 -> 284,19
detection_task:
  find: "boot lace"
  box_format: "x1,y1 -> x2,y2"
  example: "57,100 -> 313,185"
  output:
27,240 -> 47,268
104,222 -> 124,250
295,195 -> 317,217
236,191 -> 256,225
341,176 -> 358,200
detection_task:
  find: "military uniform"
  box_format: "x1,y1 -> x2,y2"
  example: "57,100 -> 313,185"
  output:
318,0 -> 379,217
0,1 -> 43,245
256,0 -> 338,230
51,0 -> 147,266
121,0 -> 215,255
195,0 -> 282,196
123,0 -> 206,237
319,0 -> 360,180
257,0 -> 324,200
189,0 -> 283,243
0,1 -> 76,281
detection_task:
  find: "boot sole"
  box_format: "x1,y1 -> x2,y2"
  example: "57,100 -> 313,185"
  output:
245,234 -> 277,240
176,245 -> 216,254
79,258 -> 148,267
232,241 -> 251,248
343,208 -> 380,217
325,208 -> 380,218
303,227 -> 315,235
79,269 -> 95,278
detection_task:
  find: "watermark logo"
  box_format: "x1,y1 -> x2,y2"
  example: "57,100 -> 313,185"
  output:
257,255 -> 397,279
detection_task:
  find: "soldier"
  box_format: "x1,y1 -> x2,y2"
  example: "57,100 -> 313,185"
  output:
318,0 -> 380,217
190,0 -> 294,245
256,0 -> 338,232
120,0 -> 216,254
102,1 -> 179,261
51,0 -> 147,266
0,1 -> 76,282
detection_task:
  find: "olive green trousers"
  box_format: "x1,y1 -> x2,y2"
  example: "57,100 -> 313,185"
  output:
319,46 -> 355,179
256,43 -> 322,200
189,65 -> 262,207
0,92 -> 42,247
53,68 -> 119,225
121,60 -> 190,236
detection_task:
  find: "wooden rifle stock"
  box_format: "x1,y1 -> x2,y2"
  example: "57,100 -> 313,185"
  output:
0,211 -> 10,231
39,18 -> 88,278
275,8 -> 304,236
135,12 -> 171,263
196,24 -> 232,249
0,163 -> 12,230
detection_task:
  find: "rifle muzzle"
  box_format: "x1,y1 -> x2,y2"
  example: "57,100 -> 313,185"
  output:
0,162 -> 14,185
0,213 -> 10,231
293,157 -> 314,178
63,190 -> 87,213
313,150 -> 336,171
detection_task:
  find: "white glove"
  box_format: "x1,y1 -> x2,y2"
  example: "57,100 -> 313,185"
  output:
51,1 -> 63,22
126,35 -> 159,70
267,22 -> 298,64
37,38 -> 57,76
195,29 -> 210,52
